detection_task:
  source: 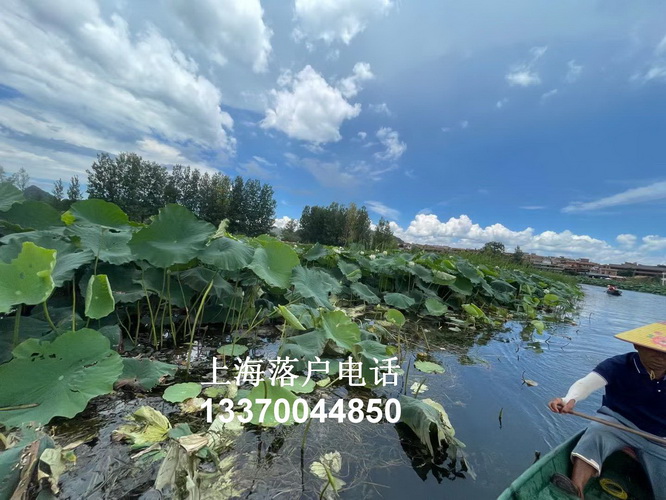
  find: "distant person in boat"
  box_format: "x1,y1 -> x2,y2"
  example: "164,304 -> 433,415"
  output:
548,322 -> 666,499
607,284 -> 618,292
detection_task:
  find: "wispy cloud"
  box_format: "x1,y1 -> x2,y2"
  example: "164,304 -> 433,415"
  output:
365,200 -> 400,219
563,181 -> 666,213
506,46 -> 547,87
520,205 -> 546,210
565,60 -> 583,83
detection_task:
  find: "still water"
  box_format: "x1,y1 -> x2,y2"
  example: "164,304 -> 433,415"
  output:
361,285 -> 666,499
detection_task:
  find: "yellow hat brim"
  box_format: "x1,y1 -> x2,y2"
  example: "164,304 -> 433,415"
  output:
614,321 -> 666,353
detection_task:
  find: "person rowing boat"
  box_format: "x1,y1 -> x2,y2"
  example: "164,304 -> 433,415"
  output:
548,322 -> 666,499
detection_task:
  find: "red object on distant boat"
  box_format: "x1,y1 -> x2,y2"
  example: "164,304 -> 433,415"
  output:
607,289 -> 622,296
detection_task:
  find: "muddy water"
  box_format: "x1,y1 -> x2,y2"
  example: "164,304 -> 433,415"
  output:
56,285 -> 666,499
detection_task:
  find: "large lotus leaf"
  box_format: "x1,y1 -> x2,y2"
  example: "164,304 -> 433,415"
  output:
303,243 -> 330,261
280,330 -> 328,366
0,231 -> 94,287
432,270 -> 456,285
291,266 -> 342,309
384,292 -> 416,310
455,260 -> 484,284
68,224 -> 133,265
0,182 -> 24,211
245,381 -> 305,427
247,239 -> 299,289
179,267 -> 233,302
337,259 -> 362,282
448,276 -> 473,296
117,358 -> 178,391
320,310 -> 361,352
0,201 -> 63,231
66,199 -> 130,228
406,263 -> 433,283
0,242 -> 56,313
462,303 -> 487,321
129,204 -> 214,268
0,329 -> 123,427
199,237 -> 254,271
82,263 -> 145,303
350,282 -> 380,304
138,267 -> 194,308
384,308 -> 406,327
352,339 -> 394,386
0,316 -> 53,364
85,274 -> 115,319
414,360 -> 445,374
425,297 -> 448,316
398,395 -> 464,458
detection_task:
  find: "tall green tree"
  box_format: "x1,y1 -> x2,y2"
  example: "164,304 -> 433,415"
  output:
67,176 -> 82,202
227,176 -> 246,234
372,217 -> 396,251
482,241 -> 505,255
52,179 -> 64,201
282,219 -> 299,242
13,168 -> 30,190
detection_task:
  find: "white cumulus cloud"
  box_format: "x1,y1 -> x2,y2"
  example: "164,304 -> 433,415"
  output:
374,127 -> 406,161
293,0 -> 394,46
261,64 -> 372,143
616,234 -> 637,248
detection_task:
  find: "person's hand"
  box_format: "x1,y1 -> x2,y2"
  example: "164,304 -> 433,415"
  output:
548,398 -> 576,413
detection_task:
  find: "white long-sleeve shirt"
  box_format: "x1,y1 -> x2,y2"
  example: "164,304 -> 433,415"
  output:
562,372 -> 608,404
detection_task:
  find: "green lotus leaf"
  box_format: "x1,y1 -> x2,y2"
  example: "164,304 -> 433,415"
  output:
337,259 -> 361,282
68,225 -> 133,265
384,308 -> 406,327
83,263 -> 145,303
448,276 -> 473,296
0,316 -> 53,364
0,329 -> 123,427
280,330 -> 328,368
0,231 -> 94,287
67,199 -> 130,228
432,270 -> 456,285
462,303 -> 486,320
84,274 -> 116,319
490,279 -> 516,294
531,320 -> 546,334
304,243 -> 330,261
383,292 -> 416,310
406,263 -> 433,283
455,260 -> 484,284
129,204 -> 214,268
118,358 -> 178,391
286,375 -> 316,394
163,382 -> 202,403
277,304 -> 306,331
199,237 -> 254,271
179,267 -> 233,302
320,310 -> 361,352
245,381 -> 306,427
414,360 -> 445,374
543,293 -> 560,306
0,182 -> 24,212
0,201 -> 64,231
352,339 -> 394,386
398,395 -> 464,458
217,344 -> 249,357
291,266 -> 342,309
0,242 -> 56,313
425,297 -> 448,316
138,267 -> 195,308
350,282 -> 380,304
247,239 -> 299,289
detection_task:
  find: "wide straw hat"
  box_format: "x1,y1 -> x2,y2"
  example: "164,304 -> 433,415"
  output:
615,321 -> 666,353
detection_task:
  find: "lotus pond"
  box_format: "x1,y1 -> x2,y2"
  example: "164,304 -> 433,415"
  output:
0,183 -> 585,499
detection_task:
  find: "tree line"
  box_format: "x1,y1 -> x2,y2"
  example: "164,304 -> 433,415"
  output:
281,202 -> 396,250
85,152 -> 276,236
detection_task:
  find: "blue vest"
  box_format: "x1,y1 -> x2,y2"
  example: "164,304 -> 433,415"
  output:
594,352 -> 666,437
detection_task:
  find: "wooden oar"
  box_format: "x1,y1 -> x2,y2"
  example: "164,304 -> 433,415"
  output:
568,409 -> 666,447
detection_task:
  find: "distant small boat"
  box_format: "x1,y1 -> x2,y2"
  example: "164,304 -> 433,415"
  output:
497,431 -> 652,499
607,289 -> 622,296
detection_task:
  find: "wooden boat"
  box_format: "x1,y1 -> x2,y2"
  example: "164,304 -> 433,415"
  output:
607,289 -> 622,296
497,431 -> 653,499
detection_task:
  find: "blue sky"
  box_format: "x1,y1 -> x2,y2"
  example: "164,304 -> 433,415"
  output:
2,1 -> 666,264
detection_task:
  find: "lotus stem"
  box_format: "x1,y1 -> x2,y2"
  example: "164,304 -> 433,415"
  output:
166,270 -> 177,348
12,304 -> 22,348
186,280 -> 214,374
42,301 -> 57,332
140,272 -> 158,347
72,278 -> 77,332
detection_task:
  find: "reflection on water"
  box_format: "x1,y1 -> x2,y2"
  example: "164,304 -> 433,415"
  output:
367,285 -> 666,499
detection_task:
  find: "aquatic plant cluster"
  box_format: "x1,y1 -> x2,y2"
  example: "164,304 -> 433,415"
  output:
0,181 -> 581,497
